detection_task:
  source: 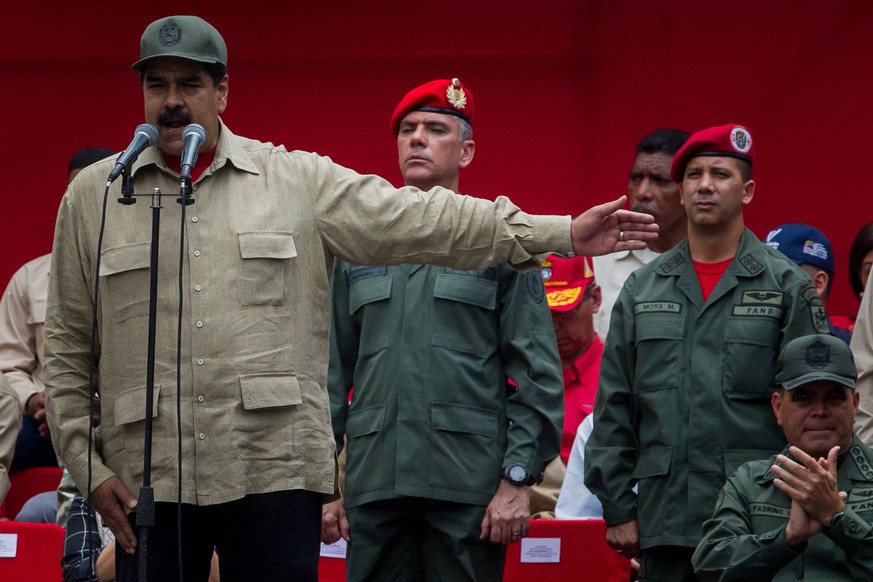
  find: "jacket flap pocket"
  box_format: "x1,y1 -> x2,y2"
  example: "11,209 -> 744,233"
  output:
114,384 -> 161,426
238,231 -> 297,259
432,402 -> 497,437
635,314 -> 684,341
632,447 -> 673,479
433,274 -> 497,310
346,405 -> 386,438
239,374 -> 302,410
101,242 -> 151,276
349,276 -> 392,314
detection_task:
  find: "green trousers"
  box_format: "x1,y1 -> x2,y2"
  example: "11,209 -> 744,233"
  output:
346,497 -> 506,582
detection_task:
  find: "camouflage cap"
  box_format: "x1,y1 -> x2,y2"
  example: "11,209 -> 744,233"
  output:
132,16 -> 227,71
775,334 -> 857,390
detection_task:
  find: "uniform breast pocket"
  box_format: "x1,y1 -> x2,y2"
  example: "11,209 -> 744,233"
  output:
237,231 -> 296,306
633,313 -> 685,392
100,242 -> 151,323
722,318 -> 779,398
432,273 -> 498,356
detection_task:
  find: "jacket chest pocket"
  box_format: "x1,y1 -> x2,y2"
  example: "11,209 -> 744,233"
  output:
238,232 -> 296,306
101,242 -> 151,323
722,318 -> 780,398
633,312 -> 684,392
348,272 -> 392,315
432,273 -> 498,355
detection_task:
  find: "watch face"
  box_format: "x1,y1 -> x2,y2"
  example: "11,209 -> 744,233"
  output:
509,465 -> 527,483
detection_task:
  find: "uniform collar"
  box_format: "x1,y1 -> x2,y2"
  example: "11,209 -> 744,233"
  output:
653,229 -> 766,278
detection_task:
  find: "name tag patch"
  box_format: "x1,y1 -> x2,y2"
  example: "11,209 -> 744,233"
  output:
750,503 -> 788,518
348,266 -> 388,283
634,302 -> 681,315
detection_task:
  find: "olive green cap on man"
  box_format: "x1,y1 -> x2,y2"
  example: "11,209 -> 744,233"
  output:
132,15 -> 227,71
775,334 -> 857,390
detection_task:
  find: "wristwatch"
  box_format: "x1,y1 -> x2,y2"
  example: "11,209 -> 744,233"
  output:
503,464 -> 535,486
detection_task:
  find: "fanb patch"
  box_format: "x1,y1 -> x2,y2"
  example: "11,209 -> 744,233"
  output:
734,290 -> 783,318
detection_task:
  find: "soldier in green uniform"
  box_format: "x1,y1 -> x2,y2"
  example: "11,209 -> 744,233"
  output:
584,124 -> 829,581
321,78 -> 564,582
693,334 -> 873,581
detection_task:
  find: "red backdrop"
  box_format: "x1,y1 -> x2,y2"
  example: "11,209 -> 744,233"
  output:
2,0 -> 871,316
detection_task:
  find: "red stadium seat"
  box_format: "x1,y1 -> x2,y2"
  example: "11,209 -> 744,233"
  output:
0,467 -> 63,520
503,519 -> 631,582
0,522 -> 64,581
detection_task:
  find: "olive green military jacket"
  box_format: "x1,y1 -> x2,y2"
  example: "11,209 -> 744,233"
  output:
692,437 -> 873,581
585,229 -> 826,548
329,261 -> 564,508
44,121 -> 573,506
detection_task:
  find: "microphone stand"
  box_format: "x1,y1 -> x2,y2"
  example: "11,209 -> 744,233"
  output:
116,172 -> 195,582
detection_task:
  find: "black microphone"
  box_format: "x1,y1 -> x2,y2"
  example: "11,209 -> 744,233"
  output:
107,124 -> 158,184
180,124 -> 206,182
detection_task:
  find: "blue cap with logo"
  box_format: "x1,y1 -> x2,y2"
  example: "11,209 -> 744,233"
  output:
763,223 -> 834,277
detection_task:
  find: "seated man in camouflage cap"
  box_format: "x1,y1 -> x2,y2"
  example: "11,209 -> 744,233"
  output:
693,334 -> 873,580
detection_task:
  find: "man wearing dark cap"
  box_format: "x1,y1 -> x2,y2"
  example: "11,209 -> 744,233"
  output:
764,222 -> 852,344
322,78 -> 563,582
693,334 -> 873,580
44,16 -> 656,582
585,124 -> 828,580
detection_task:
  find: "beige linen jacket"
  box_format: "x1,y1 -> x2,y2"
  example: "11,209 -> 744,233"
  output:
44,121 -> 572,506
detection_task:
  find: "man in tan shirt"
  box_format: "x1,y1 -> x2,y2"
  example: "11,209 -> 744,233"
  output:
45,15 -> 657,582
0,147 -> 113,481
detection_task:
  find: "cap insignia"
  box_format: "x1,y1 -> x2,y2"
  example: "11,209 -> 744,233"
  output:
541,267 -> 553,282
446,78 -> 467,110
730,126 -> 752,153
158,20 -> 182,47
804,340 -> 830,369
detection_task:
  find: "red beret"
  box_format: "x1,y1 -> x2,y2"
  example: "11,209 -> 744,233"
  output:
390,78 -> 474,136
670,124 -> 754,182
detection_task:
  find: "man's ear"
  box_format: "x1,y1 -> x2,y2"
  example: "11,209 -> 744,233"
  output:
459,140 -> 475,169
771,390 -> 785,427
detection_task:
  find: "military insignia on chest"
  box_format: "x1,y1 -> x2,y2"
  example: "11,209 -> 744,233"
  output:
732,291 -> 783,318
739,255 -> 764,275
660,254 -> 685,273
851,446 -> 873,480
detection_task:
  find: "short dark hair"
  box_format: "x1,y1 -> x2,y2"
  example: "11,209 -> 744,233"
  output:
734,158 -> 752,182
139,62 -> 228,86
636,129 -> 691,157
68,147 -> 114,174
849,222 -> 873,300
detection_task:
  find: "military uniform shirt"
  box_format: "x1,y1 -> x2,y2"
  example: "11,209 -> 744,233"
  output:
329,261 -> 564,508
585,229 -> 827,548
693,438 -> 873,581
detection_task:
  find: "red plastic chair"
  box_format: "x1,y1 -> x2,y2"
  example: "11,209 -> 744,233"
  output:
0,521 -> 64,581
0,467 -> 63,520
503,519 -> 631,582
